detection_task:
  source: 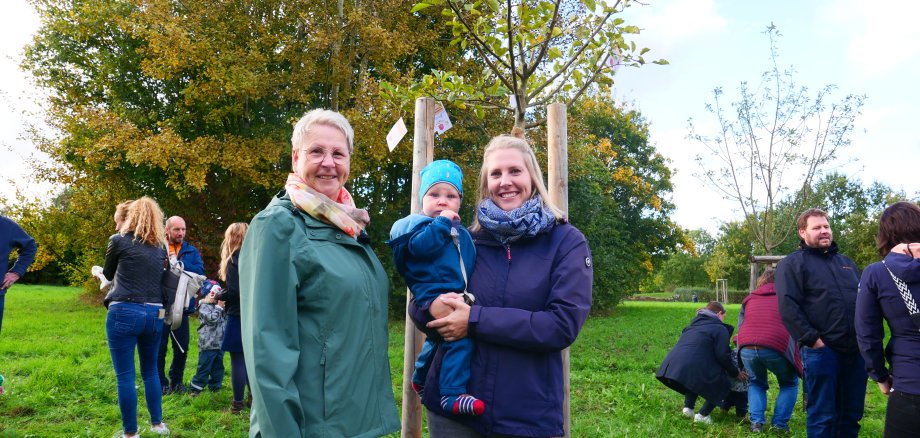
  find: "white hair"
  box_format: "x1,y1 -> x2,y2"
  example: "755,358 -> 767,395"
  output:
291,109 -> 354,154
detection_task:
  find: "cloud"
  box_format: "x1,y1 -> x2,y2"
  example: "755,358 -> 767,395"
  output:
627,0 -> 727,47
819,0 -> 920,77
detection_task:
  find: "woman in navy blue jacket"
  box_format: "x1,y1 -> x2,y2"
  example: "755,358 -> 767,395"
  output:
856,201 -> 920,438
409,130 -> 593,437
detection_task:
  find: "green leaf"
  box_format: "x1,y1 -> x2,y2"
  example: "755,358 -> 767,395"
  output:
548,47 -> 562,60
583,0 -> 597,12
410,3 -> 433,13
474,105 -> 485,118
486,0 -> 499,12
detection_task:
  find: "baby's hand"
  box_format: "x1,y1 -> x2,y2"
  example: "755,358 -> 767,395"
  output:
439,210 -> 460,222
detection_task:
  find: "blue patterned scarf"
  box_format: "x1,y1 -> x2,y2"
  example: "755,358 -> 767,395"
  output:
477,195 -> 556,246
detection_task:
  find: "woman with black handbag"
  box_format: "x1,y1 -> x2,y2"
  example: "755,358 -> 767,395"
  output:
856,201 -> 920,438
102,196 -> 170,437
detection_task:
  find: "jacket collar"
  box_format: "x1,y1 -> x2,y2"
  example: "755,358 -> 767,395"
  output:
270,191 -> 371,245
751,282 -> 776,296
799,239 -> 840,256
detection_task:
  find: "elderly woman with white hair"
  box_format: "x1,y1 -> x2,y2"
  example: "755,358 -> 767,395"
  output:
239,109 -> 399,437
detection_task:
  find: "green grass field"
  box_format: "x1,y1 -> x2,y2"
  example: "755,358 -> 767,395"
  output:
0,285 -> 886,437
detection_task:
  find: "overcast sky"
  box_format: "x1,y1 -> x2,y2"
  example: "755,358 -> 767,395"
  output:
2,0 -> 918,234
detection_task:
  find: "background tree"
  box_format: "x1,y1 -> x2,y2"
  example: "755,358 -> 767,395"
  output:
389,0 -> 666,130
19,0 -> 465,296
567,98 -> 680,310
648,229 -> 714,292
690,24 -> 865,255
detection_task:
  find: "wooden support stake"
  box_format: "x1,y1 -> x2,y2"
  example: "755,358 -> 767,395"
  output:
547,102 -> 571,438
401,97 -> 435,438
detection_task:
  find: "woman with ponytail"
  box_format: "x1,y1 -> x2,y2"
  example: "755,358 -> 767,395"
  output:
102,196 -> 170,437
409,129 -> 594,437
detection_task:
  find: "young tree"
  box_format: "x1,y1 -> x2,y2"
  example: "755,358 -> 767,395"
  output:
387,0 -> 666,130
690,25 -> 865,255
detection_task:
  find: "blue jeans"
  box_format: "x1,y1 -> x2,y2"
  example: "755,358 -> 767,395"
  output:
801,346 -> 867,438
741,347 -> 799,428
189,349 -> 225,391
106,303 -> 164,434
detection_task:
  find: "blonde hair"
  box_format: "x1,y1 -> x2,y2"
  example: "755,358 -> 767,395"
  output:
120,196 -> 166,246
469,129 -> 564,232
219,222 -> 248,281
114,200 -> 134,225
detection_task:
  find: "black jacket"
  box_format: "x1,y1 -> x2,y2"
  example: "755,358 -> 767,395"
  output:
656,313 -> 739,403
776,240 -> 860,353
219,251 -> 241,316
104,233 -> 168,304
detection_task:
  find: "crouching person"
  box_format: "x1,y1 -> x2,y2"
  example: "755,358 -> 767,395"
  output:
656,301 -> 747,424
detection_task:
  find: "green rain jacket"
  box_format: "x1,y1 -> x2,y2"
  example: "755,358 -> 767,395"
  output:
240,192 -> 400,437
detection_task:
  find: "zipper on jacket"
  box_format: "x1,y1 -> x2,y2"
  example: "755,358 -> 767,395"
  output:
320,342 -> 327,366
505,244 -> 512,262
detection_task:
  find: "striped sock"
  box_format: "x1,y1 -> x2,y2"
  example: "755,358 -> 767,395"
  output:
441,394 -> 485,416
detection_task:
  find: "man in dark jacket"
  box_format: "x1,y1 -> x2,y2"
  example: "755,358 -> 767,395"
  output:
1,216 -> 37,334
776,208 -> 866,437
158,215 -> 205,394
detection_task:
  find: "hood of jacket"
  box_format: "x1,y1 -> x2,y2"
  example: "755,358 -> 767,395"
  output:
883,252 -> 920,283
750,282 -> 777,297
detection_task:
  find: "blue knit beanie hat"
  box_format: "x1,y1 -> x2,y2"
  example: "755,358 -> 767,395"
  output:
419,160 -> 463,204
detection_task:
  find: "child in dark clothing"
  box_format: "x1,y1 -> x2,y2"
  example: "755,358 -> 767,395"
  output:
387,160 -> 483,416
720,344 -> 749,420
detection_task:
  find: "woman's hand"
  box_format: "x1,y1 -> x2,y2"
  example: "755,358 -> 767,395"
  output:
427,295 -> 470,342
429,292 -> 463,319
891,243 -> 920,258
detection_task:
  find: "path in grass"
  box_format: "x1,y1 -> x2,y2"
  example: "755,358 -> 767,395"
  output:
0,286 -> 886,436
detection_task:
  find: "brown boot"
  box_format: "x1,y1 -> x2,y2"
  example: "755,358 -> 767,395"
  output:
231,400 -> 245,414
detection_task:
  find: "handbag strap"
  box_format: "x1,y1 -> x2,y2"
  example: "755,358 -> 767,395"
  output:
882,260 -> 920,332
450,225 -> 475,305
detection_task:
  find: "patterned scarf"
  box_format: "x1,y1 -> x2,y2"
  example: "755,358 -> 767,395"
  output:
477,195 -> 556,246
285,173 -> 368,239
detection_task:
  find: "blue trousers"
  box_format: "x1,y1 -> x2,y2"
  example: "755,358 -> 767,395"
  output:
106,303 -> 164,434
413,337 -> 473,396
741,347 -> 799,428
189,349 -> 224,391
801,346 -> 867,438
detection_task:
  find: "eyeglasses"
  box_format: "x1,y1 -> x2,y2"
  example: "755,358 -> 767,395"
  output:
299,148 -> 350,164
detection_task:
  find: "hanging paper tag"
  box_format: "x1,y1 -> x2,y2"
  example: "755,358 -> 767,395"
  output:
434,103 -> 453,135
386,117 -> 408,152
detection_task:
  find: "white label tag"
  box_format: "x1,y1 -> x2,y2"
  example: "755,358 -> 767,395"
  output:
386,117 -> 408,152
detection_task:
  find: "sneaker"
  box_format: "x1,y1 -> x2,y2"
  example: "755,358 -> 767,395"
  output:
169,383 -> 186,394
681,407 -> 694,418
693,413 -> 712,424
150,422 -> 169,435
231,400 -> 246,414
188,389 -> 202,397
161,386 -> 172,396
751,422 -> 764,433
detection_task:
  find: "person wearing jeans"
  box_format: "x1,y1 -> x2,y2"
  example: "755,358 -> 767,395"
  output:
741,348 -> 799,430
777,208 -> 866,437
103,197 -> 170,437
737,269 -> 803,433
